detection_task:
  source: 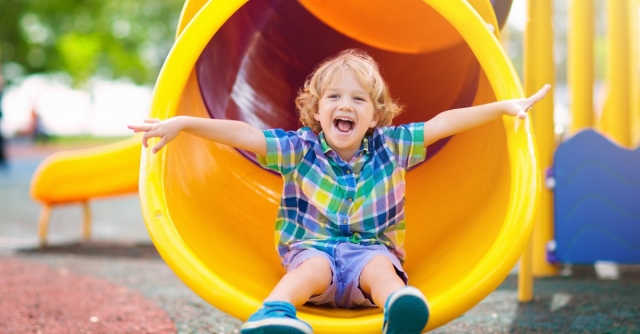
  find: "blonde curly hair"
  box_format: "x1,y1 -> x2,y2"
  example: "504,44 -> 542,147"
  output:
296,49 -> 403,134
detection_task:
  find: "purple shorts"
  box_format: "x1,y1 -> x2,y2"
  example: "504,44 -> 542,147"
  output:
284,243 -> 408,308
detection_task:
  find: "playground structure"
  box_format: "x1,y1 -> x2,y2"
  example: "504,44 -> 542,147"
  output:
138,1 -> 538,332
27,0 -> 639,333
517,0 -> 640,302
30,136 -> 140,246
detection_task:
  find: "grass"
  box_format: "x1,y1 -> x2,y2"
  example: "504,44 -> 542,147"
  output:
44,135 -> 130,146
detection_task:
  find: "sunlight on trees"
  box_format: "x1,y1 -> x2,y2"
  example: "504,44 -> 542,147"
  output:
0,0 -> 182,87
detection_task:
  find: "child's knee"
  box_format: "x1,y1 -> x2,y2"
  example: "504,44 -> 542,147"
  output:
366,254 -> 395,271
297,256 -> 332,276
361,254 -> 406,286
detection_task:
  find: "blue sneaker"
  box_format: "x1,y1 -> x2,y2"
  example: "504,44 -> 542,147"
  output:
240,301 -> 313,334
382,286 -> 430,334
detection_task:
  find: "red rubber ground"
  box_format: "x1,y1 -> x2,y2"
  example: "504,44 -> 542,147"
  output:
0,258 -> 176,333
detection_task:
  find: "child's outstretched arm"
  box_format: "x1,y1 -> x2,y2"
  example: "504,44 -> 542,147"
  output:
423,84 -> 550,146
127,116 -> 267,155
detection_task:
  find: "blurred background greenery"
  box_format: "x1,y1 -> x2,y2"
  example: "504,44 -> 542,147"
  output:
0,0 -> 183,87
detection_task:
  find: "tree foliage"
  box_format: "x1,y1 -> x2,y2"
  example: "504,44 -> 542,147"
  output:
0,0 -> 183,86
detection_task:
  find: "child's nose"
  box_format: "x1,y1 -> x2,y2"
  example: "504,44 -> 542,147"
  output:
339,103 -> 354,111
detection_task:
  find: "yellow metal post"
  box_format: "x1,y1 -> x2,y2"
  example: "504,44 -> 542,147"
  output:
599,0 -> 631,147
517,238 -> 534,302
568,0 -> 595,134
631,0 -> 640,147
524,0 -> 558,282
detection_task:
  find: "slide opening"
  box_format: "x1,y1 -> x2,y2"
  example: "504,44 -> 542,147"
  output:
162,0 -> 510,320
139,1 -> 537,331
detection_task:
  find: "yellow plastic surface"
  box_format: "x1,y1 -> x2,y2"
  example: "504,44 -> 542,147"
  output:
30,135 -> 141,204
568,0 -> 595,135
525,0 -> 558,279
632,0 -> 640,147
599,0 -> 631,147
138,1 -> 540,333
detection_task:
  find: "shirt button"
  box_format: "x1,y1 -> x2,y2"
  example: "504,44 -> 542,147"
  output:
346,170 -> 351,174
348,197 -> 353,202
342,219 -> 347,223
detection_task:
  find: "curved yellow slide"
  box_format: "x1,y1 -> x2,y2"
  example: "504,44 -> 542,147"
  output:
30,136 -> 140,204
138,0 -> 538,333
30,136 -> 141,245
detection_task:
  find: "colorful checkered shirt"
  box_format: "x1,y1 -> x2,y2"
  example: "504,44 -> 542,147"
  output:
257,123 -> 426,265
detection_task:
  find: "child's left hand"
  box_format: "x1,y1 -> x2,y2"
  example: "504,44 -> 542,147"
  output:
506,84 -> 551,119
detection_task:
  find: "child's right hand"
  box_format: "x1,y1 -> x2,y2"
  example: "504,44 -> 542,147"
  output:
127,117 -> 183,153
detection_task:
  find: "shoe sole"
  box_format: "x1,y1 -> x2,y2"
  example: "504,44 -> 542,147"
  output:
240,318 -> 313,334
383,287 -> 430,334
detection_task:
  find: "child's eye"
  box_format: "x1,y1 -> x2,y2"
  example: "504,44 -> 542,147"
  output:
354,97 -> 365,101
328,94 -> 339,99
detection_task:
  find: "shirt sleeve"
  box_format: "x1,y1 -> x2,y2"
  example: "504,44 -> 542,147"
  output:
256,128 -> 309,175
381,123 -> 427,170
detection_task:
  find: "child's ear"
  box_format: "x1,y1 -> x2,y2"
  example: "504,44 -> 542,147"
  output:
370,112 -> 380,128
313,111 -> 320,122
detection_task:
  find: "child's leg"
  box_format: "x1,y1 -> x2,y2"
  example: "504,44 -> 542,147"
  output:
265,255 -> 332,306
359,254 -> 429,334
359,254 -> 406,306
241,254 -> 333,334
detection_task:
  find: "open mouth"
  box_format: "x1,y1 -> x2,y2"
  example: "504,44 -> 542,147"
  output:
334,117 -> 355,134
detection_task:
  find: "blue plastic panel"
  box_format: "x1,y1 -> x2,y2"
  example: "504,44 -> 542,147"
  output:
553,129 -> 640,264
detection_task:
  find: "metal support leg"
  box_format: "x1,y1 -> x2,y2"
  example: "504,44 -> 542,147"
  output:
82,201 -> 92,242
38,204 -> 52,247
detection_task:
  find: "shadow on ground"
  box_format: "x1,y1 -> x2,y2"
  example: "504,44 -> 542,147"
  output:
17,242 -> 162,259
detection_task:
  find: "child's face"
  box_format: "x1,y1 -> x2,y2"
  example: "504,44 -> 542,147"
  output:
315,71 -> 378,160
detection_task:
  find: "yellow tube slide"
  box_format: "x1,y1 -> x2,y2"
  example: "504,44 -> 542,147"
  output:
30,136 -> 140,204
141,0 -> 537,333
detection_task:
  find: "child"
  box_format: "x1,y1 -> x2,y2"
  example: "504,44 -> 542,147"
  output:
129,49 -> 550,334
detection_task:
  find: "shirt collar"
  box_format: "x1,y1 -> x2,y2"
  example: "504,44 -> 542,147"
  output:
318,131 -> 371,156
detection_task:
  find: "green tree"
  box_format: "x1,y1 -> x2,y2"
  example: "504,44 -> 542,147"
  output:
0,0 -> 183,86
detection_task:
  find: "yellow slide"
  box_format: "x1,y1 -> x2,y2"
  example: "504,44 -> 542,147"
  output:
140,0 -> 537,333
30,136 -> 140,204
30,135 -> 141,245
32,0 -> 537,332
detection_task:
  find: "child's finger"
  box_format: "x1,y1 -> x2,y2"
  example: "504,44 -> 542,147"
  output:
520,84 -> 550,111
528,84 -> 551,104
127,125 -> 149,132
152,137 -> 168,154
144,118 -> 161,124
142,131 -> 155,148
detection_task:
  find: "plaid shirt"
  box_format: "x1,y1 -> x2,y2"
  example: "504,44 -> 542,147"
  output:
257,123 -> 426,265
